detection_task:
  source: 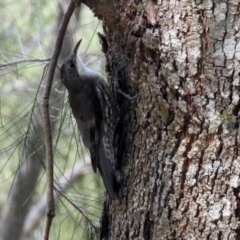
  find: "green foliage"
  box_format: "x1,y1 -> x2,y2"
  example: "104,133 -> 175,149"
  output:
0,1 -> 105,239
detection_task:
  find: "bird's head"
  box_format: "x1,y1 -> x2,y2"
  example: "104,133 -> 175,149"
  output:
61,39 -> 102,91
60,39 -> 83,90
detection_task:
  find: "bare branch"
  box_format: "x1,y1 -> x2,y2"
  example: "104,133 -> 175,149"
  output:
41,1 -> 81,239
0,58 -> 50,68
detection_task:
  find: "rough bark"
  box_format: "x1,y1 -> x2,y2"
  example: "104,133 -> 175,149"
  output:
82,0 -> 240,239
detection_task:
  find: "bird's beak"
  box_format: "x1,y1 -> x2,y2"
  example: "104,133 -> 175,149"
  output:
73,39 -> 82,56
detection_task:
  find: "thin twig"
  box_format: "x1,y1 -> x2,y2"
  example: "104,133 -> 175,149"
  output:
0,58 -> 50,68
41,1 -> 81,240
21,64 -> 49,170
53,185 -> 99,231
23,160 -> 91,236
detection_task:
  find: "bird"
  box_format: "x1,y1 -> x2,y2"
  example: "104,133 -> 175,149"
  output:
60,39 -> 121,199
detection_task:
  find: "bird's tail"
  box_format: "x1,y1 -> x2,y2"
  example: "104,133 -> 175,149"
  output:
97,135 -> 121,200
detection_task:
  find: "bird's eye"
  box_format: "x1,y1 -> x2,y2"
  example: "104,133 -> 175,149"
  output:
69,63 -> 75,69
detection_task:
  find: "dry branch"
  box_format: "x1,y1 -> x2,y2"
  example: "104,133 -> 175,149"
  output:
41,1 -> 81,239
0,58 -> 50,68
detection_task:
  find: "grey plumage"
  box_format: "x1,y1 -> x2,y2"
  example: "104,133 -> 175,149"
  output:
60,40 -> 120,199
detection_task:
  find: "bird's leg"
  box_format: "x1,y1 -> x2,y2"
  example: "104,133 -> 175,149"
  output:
117,89 -> 138,100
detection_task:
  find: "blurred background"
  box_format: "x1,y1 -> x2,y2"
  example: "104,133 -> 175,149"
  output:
0,1 -> 105,239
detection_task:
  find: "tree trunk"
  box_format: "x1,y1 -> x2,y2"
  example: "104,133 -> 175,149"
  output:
83,0 -> 240,239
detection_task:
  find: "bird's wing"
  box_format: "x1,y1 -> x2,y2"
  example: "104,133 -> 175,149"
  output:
94,81 -> 120,199
76,117 -> 99,172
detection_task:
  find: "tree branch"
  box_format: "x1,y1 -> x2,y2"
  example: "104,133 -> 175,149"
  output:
0,58 -> 50,68
41,1 -> 81,239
